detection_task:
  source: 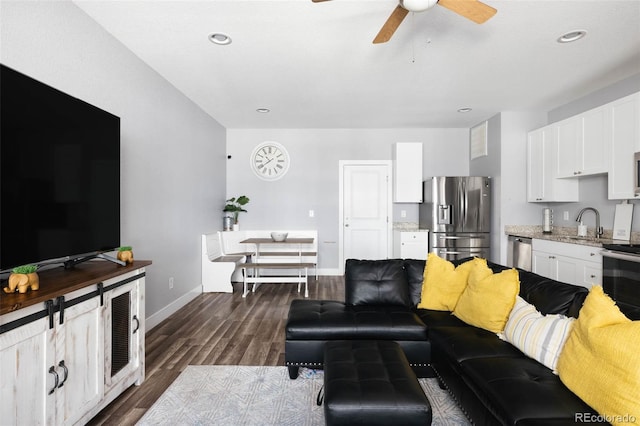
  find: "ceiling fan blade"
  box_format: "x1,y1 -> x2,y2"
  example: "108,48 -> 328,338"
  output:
437,0 -> 497,24
373,5 -> 409,44
311,0 -> 333,2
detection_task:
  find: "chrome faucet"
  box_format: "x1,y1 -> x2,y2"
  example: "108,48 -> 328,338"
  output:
576,207 -> 604,238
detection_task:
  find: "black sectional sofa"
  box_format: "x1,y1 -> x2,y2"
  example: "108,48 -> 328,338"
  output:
285,257 -> 621,425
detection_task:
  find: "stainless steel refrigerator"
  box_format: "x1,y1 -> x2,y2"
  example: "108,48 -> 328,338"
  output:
419,176 -> 491,261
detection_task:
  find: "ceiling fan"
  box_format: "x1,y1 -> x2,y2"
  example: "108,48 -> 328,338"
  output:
312,0 -> 497,44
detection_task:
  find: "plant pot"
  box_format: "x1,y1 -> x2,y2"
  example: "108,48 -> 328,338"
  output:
233,223 -> 240,231
117,250 -> 134,264
4,272 -> 39,294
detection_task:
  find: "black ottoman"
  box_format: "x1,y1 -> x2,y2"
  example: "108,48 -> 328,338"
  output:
322,340 -> 432,426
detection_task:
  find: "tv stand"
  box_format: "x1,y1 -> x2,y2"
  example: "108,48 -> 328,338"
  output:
63,252 -> 125,269
0,261 -> 150,425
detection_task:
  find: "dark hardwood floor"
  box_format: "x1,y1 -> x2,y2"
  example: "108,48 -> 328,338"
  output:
88,276 -> 344,425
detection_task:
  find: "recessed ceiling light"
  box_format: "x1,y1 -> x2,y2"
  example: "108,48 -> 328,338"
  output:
208,33 -> 232,45
256,108 -> 270,113
458,108 -> 472,113
557,30 -> 587,43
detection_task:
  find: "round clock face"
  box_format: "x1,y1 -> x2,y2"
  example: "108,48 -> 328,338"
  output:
250,142 -> 290,181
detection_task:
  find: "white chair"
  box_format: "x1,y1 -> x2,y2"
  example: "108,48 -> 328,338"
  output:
201,233 -> 246,293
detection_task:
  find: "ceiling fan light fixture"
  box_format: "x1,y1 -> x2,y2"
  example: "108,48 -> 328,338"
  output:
256,108 -> 270,113
458,107 -> 472,113
400,0 -> 438,13
208,32 -> 232,45
557,30 -> 587,43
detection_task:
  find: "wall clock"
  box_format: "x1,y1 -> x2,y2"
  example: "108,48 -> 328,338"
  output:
250,141 -> 290,181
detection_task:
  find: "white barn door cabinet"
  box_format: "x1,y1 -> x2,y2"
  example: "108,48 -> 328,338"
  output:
0,261 -> 149,426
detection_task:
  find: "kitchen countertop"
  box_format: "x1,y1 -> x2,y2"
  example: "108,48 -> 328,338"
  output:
505,225 -> 640,247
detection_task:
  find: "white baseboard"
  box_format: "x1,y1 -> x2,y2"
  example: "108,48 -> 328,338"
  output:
317,268 -> 341,276
145,285 -> 202,331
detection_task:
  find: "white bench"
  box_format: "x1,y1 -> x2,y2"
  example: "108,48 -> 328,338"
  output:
240,262 -> 315,298
201,233 -> 246,293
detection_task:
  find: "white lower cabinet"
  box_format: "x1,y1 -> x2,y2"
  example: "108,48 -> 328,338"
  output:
394,231 -> 429,259
0,265 -> 147,426
532,239 -> 602,288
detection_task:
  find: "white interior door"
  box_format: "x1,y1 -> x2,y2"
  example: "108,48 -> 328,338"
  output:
339,161 -> 392,272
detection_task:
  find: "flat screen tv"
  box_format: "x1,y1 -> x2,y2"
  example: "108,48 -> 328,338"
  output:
1,64 -> 120,271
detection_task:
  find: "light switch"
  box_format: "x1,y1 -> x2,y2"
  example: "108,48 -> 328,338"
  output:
309,210 -> 314,218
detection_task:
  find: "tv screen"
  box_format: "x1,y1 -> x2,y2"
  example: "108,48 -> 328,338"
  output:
1,64 -> 120,271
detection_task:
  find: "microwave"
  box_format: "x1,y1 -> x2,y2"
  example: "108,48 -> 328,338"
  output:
636,151 -> 640,196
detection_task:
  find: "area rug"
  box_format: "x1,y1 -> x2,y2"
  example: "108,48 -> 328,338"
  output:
137,365 -> 471,426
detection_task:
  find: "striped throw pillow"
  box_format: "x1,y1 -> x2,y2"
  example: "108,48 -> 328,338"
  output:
500,296 -> 575,373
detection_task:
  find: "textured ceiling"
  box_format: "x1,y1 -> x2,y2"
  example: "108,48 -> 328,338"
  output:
74,0 -> 640,128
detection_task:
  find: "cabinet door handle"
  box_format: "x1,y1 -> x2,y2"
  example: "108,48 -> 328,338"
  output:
549,255 -> 556,259
48,366 -> 59,395
590,274 -> 596,279
133,315 -> 140,334
57,360 -> 69,388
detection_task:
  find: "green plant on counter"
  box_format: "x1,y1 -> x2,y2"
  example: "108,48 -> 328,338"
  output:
12,264 -> 38,274
223,195 -> 250,224
119,246 -> 133,252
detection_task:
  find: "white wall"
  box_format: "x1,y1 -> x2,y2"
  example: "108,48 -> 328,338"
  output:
226,128 -> 468,271
1,1 -> 227,327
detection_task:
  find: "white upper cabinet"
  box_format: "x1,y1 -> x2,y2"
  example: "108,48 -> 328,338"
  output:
393,142 -> 423,203
608,92 -> 640,200
527,125 -> 579,202
528,91 -> 639,202
556,105 -> 608,178
556,116 -> 580,178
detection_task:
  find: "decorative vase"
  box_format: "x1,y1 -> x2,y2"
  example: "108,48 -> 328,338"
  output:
117,250 -> 134,264
4,272 -> 39,294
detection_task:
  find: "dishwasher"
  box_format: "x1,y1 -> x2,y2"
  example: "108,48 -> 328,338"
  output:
507,236 -> 532,271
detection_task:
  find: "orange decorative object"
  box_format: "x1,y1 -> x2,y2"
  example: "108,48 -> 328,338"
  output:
4,272 -> 39,294
117,250 -> 134,264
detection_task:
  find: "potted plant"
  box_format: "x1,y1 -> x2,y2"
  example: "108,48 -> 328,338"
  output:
223,196 -> 249,230
117,246 -> 134,264
4,264 -> 39,294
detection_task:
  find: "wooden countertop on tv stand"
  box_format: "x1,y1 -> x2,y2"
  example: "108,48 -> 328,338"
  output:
0,260 -> 152,316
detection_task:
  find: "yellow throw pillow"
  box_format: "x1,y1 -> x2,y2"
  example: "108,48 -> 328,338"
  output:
417,253 -> 486,311
556,286 -> 640,425
453,266 -> 520,333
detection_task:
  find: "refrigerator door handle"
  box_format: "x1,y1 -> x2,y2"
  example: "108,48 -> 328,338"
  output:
462,180 -> 468,229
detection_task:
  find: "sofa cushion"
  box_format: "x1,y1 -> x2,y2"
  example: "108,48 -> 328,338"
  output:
516,269 -> 589,317
460,357 -> 605,425
416,309 -> 468,328
403,259 -> 426,307
285,300 -> 427,341
429,326 -> 524,364
500,296 -> 575,372
453,267 -> 520,333
418,254 -> 484,311
557,286 -> 640,424
345,259 -> 411,306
